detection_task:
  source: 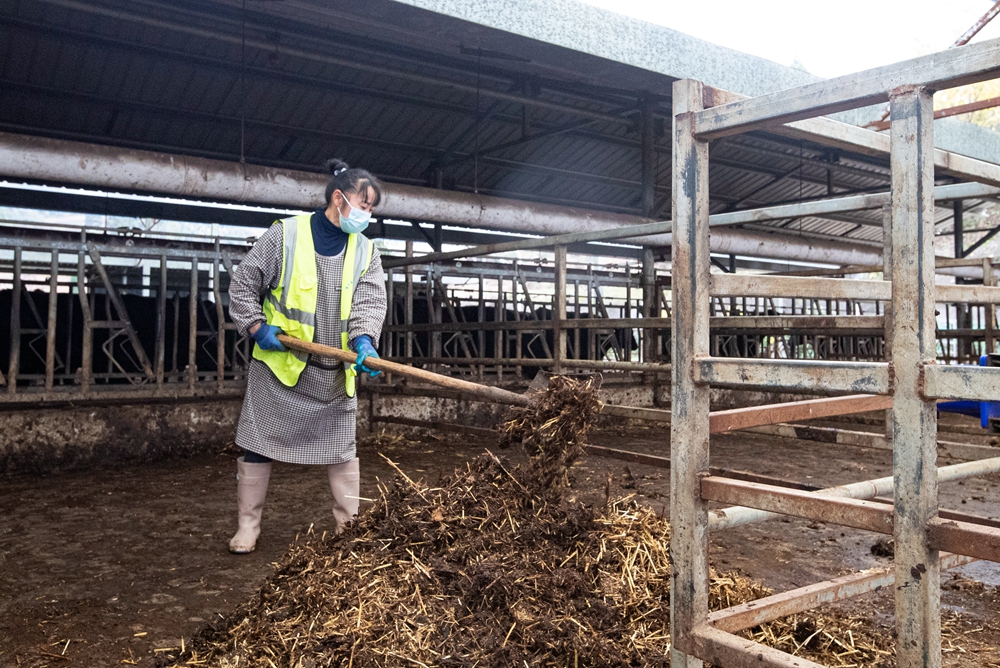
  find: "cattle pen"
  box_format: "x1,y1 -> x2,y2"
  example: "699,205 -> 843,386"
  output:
2,1 -> 1000,667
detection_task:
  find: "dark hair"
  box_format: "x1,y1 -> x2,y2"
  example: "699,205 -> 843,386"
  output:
323,158 -> 383,208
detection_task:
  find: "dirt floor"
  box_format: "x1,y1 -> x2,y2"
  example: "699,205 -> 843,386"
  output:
1,414 -> 999,667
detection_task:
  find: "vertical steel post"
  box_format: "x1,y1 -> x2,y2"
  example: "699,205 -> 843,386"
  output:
495,280 -> 504,383
512,273 -> 522,379
882,203 -> 894,441
156,255 -> 167,389
889,85 -> 940,668
77,247 -> 92,395
984,258 -> 996,355
63,271 -> 73,385
189,261 -> 198,390
669,78 -> 710,668
953,200 -> 964,259
478,274 -> 485,383
642,248 -> 656,365
386,265 -> 395,356
641,95 -> 656,217
405,241 -> 414,360
953,199 -> 970,361
553,245 -> 567,373
8,247 -> 22,395
45,252 -> 59,392
213,254 -> 225,392
172,292 -> 180,375
428,269 -> 440,373
573,279 -> 581,359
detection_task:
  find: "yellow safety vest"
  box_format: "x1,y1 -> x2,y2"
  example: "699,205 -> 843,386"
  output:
252,214 -> 375,397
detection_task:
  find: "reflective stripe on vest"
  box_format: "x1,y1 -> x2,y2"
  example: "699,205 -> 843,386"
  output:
340,232 -> 375,398
252,214 -> 374,393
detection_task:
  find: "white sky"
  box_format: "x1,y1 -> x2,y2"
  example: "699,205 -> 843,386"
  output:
576,0 -> 1000,78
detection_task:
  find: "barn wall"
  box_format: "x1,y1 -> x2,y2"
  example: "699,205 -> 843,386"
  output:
1,382 -> 820,475
0,399 -> 243,475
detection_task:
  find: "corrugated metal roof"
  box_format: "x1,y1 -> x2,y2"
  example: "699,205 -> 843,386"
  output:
0,0 -> 994,256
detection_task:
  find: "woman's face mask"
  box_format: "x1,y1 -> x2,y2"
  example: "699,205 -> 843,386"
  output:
337,192 -> 372,234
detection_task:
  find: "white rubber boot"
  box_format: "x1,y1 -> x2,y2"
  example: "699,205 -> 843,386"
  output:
327,457 -> 360,534
229,457 -> 272,554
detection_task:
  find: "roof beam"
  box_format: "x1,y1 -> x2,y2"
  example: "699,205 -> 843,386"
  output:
35,0 -> 635,127
702,85 -> 1000,189
694,38 -> 1000,139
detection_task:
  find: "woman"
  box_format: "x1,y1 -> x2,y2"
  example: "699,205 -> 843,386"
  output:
226,158 -> 387,554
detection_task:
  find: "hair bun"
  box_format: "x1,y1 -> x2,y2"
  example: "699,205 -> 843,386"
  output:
324,158 -> 349,175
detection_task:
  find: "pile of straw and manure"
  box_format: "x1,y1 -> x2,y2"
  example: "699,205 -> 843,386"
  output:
166,376 -> 964,667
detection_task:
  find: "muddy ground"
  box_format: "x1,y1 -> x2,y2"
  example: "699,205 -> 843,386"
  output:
1,414 -> 999,667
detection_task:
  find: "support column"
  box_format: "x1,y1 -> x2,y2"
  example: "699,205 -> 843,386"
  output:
189,261 -> 198,390
156,254 -> 167,389
642,247 -> 656,364
45,252 -> 59,392
213,253 -> 226,392
404,241 -> 414,360
984,257 -> 995,354
954,199 -> 970,361
641,95 -> 657,217
882,203 -> 893,441
889,85 -> 940,668
553,245 -> 567,373
7,246 -> 21,394
669,78 -> 710,668
953,200 -> 964,259
77,246 -> 93,395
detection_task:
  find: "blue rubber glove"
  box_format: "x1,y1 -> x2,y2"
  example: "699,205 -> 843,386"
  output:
351,335 -> 381,378
251,323 -> 286,351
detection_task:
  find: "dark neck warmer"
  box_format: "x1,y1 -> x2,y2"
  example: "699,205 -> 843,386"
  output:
310,208 -> 349,257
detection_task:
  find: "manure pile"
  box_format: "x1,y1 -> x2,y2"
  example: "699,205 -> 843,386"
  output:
168,376 -> 910,667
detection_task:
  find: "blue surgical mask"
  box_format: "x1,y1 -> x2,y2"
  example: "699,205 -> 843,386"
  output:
338,196 -> 372,234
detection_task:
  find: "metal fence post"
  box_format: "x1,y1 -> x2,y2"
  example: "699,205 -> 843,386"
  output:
889,84 -> 941,668
214,253 -> 225,392
642,247 -> 656,364
669,77 -> 710,668
189,260 -> 198,390
45,252 -> 59,392
77,246 -> 92,395
7,246 -> 22,394
156,254 -> 167,389
553,245 -> 567,373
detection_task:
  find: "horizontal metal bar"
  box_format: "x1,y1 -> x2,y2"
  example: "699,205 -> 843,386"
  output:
711,273 -> 890,300
685,625 -> 826,668
600,403 -> 672,422
928,517 -> 1000,562
711,181 -> 999,229
709,394 -> 892,434
693,37 -> 1000,139
382,219 -> 673,268
744,421 -> 1000,462
384,315 -> 884,334
924,364 -> 1000,400
708,552 -> 974,634
0,384 -> 246,408
704,84 -> 1000,189
701,476 -> 894,534
936,284 -> 1000,303
0,233 -> 241,261
710,455 -> 1000,531
695,358 -> 891,394
382,183 -> 1000,267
